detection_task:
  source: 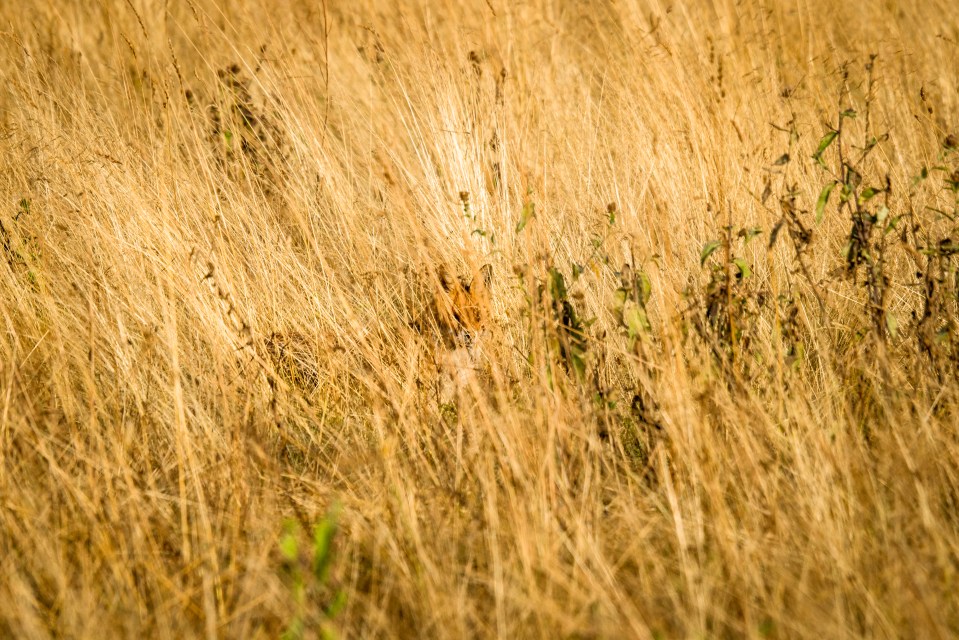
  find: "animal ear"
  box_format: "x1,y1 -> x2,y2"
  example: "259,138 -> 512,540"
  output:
471,264 -> 493,289
437,265 -> 456,291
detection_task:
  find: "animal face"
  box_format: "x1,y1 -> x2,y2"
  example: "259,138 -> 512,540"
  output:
433,264 -> 492,343
409,264 -> 493,402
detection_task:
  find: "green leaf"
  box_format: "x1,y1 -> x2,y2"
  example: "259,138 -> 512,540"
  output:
816,182 -> 836,223
312,503 -> 341,582
325,590 -> 348,619
884,214 -> 901,235
515,199 -> 535,233
279,521 -> 299,562
548,268 -> 567,301
624,305 -> 651,337
840,182 -> 853,204
613,287 -> 628,311
700,240 -> 721,266
733,258 -> 753,279
568,348 -> 587,379
637,271 -> 652,306
840,108 -> 857,119
860,187 -> 880,201
885,312 -> 898,339
739,227 -> 763,244
812,130 -> 838,167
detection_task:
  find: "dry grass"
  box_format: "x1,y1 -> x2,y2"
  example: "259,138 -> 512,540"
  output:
2,0 -> 959,637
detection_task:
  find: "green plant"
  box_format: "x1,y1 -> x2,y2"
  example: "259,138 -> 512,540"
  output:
689,219 -> 763,372
612,261 -> 653,350
279,503 -> 346,640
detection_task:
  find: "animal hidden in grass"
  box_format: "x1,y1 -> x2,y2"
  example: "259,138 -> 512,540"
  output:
417,263 -> 493,403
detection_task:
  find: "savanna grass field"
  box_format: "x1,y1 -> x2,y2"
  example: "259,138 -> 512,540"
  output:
2,0 -> 959,637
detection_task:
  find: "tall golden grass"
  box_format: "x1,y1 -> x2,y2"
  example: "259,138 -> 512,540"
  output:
2,0 -> 959,637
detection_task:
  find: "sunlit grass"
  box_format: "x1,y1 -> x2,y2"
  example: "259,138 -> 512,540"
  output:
1,1 -> 958,637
